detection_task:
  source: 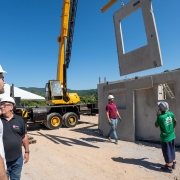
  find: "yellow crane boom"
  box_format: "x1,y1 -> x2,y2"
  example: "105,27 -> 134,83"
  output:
45,0 -> 80,105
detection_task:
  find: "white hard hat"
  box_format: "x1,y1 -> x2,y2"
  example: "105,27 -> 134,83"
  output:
108,95 -> 114,99
157,101 -> 169,112
0,65 -> 7,73
1,97 -> 16,105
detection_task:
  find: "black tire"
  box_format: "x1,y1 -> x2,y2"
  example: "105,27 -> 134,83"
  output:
64,112 -> 78,128
62,113 -> 68,127
45,113 -> 63,130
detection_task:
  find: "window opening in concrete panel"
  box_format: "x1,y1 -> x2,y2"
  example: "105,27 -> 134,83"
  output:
158,84 -> 166,100
121,9 -> 147,54
158,83 -> 175,100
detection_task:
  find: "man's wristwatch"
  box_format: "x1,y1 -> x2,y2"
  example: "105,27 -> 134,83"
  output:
25,151 -> 30,154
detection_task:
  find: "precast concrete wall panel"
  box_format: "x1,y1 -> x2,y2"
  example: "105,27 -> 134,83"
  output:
98,70 -> 180,144
113,0 -> 162,76
98,83 -> 108,132
135,88 -> 160,141
98,76 -> 153,142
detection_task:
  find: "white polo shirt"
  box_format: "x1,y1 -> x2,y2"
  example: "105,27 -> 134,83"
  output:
0,119 -> 6,169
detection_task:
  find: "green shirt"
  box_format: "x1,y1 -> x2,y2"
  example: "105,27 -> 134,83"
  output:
155,111 -> 176,142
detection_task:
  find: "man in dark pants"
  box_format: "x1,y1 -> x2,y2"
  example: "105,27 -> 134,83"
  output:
0,97 -> 29,180
155,101 -> 177,173
106,95 -> 121,145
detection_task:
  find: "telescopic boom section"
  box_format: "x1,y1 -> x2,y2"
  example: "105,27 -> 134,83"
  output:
57,0 -> 71,83
56,0 -> 78,102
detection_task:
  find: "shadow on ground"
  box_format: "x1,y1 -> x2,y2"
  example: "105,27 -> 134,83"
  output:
112,157 -> 162,172
70,123 -> 103,138
27,124 -> 49,131
80,137 -> 106,143
135,140 -> 161,149
27,118 -> 107,148
28,132 -> 100,148
77,121 -> 96,125
27,121 -> 103,138
27,120 -> 96,132
135,140 -> 180,152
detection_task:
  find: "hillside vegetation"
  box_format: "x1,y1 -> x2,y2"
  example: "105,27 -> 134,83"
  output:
19,87 -> 98,106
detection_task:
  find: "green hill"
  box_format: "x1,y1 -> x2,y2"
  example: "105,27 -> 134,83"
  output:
19,87 -> 98,98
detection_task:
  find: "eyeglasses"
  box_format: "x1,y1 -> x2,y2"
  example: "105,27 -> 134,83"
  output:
0,103 -> 12,107
0,77 -> 4,81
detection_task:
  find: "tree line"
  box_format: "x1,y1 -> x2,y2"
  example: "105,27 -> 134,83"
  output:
19,87 -> 98,106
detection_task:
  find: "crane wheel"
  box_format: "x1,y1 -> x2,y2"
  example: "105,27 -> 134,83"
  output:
62,113 -> 67,127
45,113 -> 63,130
63,112 -> 78,128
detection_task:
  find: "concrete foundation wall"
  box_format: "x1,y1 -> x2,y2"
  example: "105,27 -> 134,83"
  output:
98,70 -> 180,144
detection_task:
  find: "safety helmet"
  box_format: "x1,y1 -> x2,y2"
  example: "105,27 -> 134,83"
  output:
0,65 -> 7,73
108,95 -> 114,99
157,101 -> 169,112
0,96 -> 16,105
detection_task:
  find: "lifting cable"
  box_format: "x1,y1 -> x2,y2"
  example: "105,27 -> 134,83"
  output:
65,0 -> 78,68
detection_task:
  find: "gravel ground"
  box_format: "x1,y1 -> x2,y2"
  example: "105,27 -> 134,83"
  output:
21,115 -> 180,180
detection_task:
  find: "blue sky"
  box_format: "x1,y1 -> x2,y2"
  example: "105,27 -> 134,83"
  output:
0,0 -> 180,90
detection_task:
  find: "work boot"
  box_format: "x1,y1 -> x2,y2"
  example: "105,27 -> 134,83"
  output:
172,161 -> 176,170
161,165 -> 172,173
115,140 -> 118,145
107,136 -> 112,142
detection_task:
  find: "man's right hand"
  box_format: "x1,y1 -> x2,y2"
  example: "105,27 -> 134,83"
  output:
118,117 -> 122,122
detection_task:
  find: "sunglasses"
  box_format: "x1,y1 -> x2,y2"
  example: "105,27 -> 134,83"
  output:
0,77 -> 4,81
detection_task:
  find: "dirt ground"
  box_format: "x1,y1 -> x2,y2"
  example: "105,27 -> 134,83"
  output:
21,115 -> 180,180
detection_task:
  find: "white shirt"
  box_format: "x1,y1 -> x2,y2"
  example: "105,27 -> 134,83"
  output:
0,119 -> 6,170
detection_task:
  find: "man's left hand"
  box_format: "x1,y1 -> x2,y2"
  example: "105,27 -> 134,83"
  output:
24,153 -> 29,164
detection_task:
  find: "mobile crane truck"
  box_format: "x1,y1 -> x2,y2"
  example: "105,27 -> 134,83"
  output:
13,0 -> 98,130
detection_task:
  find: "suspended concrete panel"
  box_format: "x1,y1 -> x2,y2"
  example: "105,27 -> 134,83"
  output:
113,0 -> 162,76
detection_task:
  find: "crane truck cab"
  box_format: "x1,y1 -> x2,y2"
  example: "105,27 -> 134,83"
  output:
45,80 -> 80,105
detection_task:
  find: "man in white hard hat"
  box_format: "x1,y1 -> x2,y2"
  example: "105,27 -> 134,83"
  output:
0,96 -> 29,180
0,65 -> 8,180
155,101 -> 177,173
106,95 -> 121,144
0,65 -> 6,94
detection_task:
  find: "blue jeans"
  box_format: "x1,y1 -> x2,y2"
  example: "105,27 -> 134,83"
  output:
6,155 -> 23,180
107,118 -> 118,140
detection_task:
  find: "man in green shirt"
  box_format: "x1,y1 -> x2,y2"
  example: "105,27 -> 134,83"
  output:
155,101 -> 177,173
